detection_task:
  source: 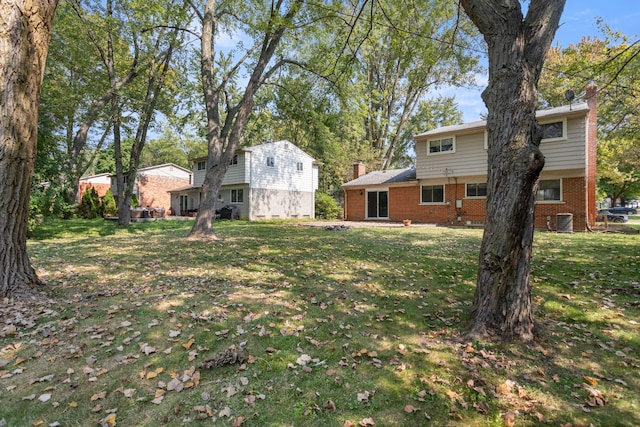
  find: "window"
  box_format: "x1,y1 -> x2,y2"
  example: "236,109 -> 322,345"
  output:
428,137 -> 455,154
231,189 -> 244,203
367,191 -> 388,218
179,195 -> 188,213
466,183 -> 487,198
197,161 -> 206,171
421,185 -> 444,203
266,156 -> 275,167
229,155 -> 238,165
536,179 -> 561,201
296,161 -> 303,172
540,119 -> 566,142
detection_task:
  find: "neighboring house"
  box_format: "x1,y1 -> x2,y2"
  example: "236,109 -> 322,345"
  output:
169,140 -> 319,220
78,173 -> 111,199
107,163 -> 192,211
342,87 -> 598,232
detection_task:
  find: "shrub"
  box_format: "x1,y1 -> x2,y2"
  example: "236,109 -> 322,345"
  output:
131,193 -> 139,208
29,185 -> 74,220
101,189 -> 118,217
315,192 -> 342,220
77,187 -> 101,219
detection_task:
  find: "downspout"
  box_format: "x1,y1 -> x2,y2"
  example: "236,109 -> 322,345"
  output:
344,189 -> 348,220
248,152 -> 252,220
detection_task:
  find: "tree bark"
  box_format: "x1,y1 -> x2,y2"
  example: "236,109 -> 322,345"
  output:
188,0 -> 301,238
0,0 -> 58,298
460,0 -> 566,341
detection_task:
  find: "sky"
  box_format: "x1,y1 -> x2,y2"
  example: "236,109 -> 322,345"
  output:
451,0 -> 640,122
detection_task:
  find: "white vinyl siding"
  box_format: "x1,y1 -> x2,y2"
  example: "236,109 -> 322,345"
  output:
416,132 -> 487,179
416,116 -> 586,180
540,117 -> 586,171
249,140 -> 316,192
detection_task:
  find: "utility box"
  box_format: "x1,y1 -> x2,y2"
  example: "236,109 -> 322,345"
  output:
556,213 -> 573,233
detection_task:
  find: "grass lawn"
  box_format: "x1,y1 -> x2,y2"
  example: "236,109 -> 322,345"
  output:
1,219 -> 638,426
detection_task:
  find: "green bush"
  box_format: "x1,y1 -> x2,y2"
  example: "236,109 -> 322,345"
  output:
131,193 -> 139,208
29,185 -> 74,221
315,192 -> 342,220
101,189 -> 118,217
27,197 -> 43,237
77,187 -> 101,219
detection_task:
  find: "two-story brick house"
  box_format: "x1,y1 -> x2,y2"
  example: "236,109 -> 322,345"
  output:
342,87 -> 597,232
169,140 -> 319,220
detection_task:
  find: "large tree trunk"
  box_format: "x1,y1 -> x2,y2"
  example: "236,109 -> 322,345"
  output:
0,0 -> 58,298
460,0 -> 566,341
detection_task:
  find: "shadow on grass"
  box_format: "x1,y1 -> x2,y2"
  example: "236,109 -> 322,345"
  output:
12,220 -> 640,426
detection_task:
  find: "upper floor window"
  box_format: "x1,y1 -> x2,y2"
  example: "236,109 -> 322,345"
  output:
466,183 -> 487,198
421,185 -> 444,203
296,161 -> 303,172
536,179 -> 561,201
540,118 -> 567,142
428,137 -> 455,154
197,161 -> 206,171
266,156 -> 275,167
229,154 -> 238,165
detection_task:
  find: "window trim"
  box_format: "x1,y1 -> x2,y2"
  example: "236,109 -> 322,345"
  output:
427,136 -> 456,155
365,189 -> 389,219
229,154 -> 238,166
266,156 -> 275,167
465,182 -> 488,198
231,188 -> 244,203
197,160 -> 206,171
535,179 -> 562,203
540,118 -> 567,142
420,184 -> 445,204
296,161 -> 303,172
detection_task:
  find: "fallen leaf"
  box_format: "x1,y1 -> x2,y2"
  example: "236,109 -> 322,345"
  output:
99,413 -> 117,427
182,338 -> 195,350
502,411 -> 516,427
583,376 -> 598,386
357,391 -> 371,403
219,406 -> 231,417
232,417 -> 245,427
404,405 -> 418,413
91,391 -> 106,401
296,354 -> 312,366
359,417 -> 375,426
324,399 -> 337,411
38,394 -> 52,402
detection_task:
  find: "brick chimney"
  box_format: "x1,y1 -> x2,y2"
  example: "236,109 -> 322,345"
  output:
353,162 -> 365,179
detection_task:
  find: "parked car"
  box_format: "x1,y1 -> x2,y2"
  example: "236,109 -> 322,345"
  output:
608,206 -> 638,215
597,209 -> 628,223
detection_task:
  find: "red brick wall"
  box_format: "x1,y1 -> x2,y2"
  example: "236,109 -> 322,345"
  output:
137,175 -> 190,211
344,177 -> 589,231
535,177 -> 587,231
78,182 -> 111,199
